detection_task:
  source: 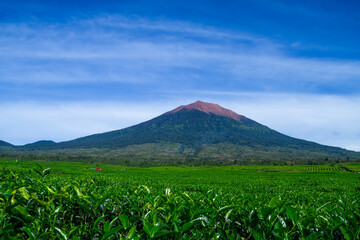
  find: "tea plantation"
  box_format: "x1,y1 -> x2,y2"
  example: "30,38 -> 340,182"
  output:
1,159 -> 360,239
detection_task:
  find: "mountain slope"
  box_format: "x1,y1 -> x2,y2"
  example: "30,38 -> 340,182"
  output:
0,140 -> 13,147
22,140 -> 57,149
57,101 -> 347,153
7,100 -> 359,162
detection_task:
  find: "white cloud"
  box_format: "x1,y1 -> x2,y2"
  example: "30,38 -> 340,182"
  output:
0,16 -> 359,92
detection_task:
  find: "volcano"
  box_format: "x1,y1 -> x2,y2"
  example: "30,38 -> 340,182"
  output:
3,101 -> 359,162
58,100 -> 284,148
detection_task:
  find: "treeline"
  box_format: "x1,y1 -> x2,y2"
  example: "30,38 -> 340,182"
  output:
0,152 -> 358,167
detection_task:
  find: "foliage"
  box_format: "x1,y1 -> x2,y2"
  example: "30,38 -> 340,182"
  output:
2,109 -> 360,163
1,159 -> 360,239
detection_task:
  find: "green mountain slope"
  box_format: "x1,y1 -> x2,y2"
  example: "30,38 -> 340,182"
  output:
54,101 -> 352,155
3,101 -> 359,162
0,140 -> 13,147
22,140 -> 57,150
58,108 -> 330,151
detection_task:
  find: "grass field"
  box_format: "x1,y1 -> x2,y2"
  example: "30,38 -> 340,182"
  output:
1,158 -> 360,239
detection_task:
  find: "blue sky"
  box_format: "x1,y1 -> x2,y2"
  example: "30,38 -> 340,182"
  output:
1,0 -> 360,150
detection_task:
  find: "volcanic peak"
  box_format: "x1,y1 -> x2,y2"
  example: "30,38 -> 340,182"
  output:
166,100 -> 246,122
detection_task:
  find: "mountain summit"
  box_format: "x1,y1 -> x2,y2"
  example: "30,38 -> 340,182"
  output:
165,101 -> 247,122
4,100 -> 359,163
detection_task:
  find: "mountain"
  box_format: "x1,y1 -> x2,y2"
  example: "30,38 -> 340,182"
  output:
58,100 -> 265,149
0,140 -> 13,147
22,140 -> 57,149
56,101 -> 337,149
55,101 -> 357,158
57,101 -> 310,148
3,101 -> 360,163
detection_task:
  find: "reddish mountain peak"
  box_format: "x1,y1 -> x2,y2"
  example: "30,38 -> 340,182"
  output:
166,101 -> 247,122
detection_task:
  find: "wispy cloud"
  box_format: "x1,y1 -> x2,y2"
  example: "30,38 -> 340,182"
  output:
1,15 -> 359,94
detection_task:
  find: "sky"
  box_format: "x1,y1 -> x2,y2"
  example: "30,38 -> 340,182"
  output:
1,0 -> 360,151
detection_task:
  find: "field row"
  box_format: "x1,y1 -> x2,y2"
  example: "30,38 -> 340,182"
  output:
1,159 -> 360,239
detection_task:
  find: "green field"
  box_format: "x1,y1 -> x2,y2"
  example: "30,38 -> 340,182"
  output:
1,159 -> 360,239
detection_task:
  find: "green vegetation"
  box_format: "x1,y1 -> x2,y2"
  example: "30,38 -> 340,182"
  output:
2,107 -> 360,163
1,143 -> 359,166
345,164 -> 360,172
1,158 -> 360,239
